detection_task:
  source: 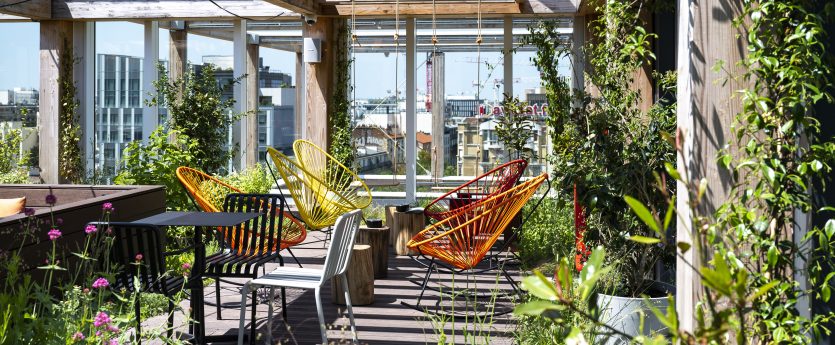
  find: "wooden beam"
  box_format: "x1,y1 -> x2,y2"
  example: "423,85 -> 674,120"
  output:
262,0 -> 320,16
325,2 -> 521,16
245,42 -> 259,167
39,21 -> 74,184
168,28 -> 187,85
518,0 -> 579,14
0,0 -> 50,20
51,1 -> 294,21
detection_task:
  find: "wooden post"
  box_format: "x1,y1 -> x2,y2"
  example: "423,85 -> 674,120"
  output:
142,21 -> 160,144
332,244 -> 374,305
39,21 -> 74,184
393,210 -> 424,256
295,51 -> 304,140
675,0 -> 747,331
384,205 -> 397,244
357,226 -> 390,278
246,41 -> 259,166
303,18 -> 337,149
168,24 -> 187,86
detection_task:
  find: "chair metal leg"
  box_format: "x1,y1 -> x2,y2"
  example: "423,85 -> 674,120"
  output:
287,248 -> 303,267
215,279 -> 222,320
416,261 -> 435,306
281,287 -> 288,321
314,287 -> 327,344
237,283 -> 250,345
341,275 -> 358,344
267,287 -> 275,344
250,289 -> 257,343
167,299 -> 174,338
134,290 -> 142,345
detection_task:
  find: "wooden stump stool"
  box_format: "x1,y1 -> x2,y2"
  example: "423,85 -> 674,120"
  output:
392,209 -> 425,256
357,226 -> 390,278
332,244 -> 374,305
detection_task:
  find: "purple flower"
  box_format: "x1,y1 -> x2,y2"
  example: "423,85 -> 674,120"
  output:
56,218 -> 63,225
71,332 -> 84,341
102,202 -> 114,212
109,339 -> 119,345
23,208 -> 35,216
85,224 -> 98,234
135,253 -> 143,262
106,324 -> 120,333
45,194 -> 56,205
47,228 -> 61,241
92,277 -> 109,289
93,311 -> 111,327
95,330 -> 102,337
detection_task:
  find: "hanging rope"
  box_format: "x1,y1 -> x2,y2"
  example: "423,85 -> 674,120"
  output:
432,0 -> 438,46
350,0 -> 357,43
475,0 -> 483,105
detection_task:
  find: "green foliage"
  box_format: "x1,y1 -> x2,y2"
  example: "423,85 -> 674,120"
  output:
526,0 -> 676,297
0,120 -> 31,184
496,94 -> 536,162
330,23 -> 355,168
221,163 -> 273,194
147,63 -> 244,175
57,37 -> 83,184
115,126 -> 197,211
517,197 -> 574,268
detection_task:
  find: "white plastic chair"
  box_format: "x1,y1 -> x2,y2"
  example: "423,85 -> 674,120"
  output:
237,209 -> 363,345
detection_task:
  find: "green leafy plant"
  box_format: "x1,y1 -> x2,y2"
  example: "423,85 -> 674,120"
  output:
115,126 -> 197,211
0,119 -> 31,184
495,94 -> 536,162
526,0 -> 676,297
147,63 -> 245,175
57,37 -> 83,184
517,197 -> 574,268
330,23 -> 355,168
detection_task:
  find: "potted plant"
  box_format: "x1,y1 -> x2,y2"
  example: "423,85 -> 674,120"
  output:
524,0 -> 677,341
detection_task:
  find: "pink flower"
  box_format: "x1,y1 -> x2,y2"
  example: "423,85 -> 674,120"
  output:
109,339 -> 119,345
85,224 -> 98,234
102,202 -> 114,212
95,330 -> 102,337
106,324 -> 120,333
93,311 -> 111,327
181,262 -> 192,276
83,288 -> 90,294
47,228 -> 61,241
135,253 -> 143,262
92,277 -> 110,289
105,227 -> 113,235
71,332 -> 84,341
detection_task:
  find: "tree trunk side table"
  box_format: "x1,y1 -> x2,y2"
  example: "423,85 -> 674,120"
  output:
357,226 -> 390,279
392,209 -> 425,256
332,244 -> 374,306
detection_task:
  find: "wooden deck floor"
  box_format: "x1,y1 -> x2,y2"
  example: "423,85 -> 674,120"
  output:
145,231 -> 521,344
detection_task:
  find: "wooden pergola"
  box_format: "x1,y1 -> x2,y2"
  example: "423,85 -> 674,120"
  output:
0,0 -> 800,335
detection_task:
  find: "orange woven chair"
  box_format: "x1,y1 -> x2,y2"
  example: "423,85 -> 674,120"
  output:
404,173 -> 549,315
175,166 -> 307,264
424,159 -> 528,222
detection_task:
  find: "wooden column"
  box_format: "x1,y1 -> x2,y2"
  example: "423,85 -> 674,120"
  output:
503,16 -> 513,98
39,21 -> 74,184
246,41 -> 259,166
168,23 -> 187,85
303,18 -> 337,149
430,52 -> 445,179
675,0 -> 747,331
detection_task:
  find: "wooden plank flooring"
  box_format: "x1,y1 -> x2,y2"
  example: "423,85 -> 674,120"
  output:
144,231 -> 520,344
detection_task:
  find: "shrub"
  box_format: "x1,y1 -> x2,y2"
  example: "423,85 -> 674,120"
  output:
518,197 -> 574,268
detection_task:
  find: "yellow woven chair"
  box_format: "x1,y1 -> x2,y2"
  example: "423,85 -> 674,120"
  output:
267,140 -> 372,231
175,167 -> 307,263
403,173 -> 549,315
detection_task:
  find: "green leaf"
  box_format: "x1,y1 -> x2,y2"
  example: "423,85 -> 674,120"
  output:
767,245 -> 778,267
747,281 -> 779,302
663,198 -> 675,231
825,219 -> 835,240
664,162 -> 681,181
812,160 -> 823,172
513,300 -> 564,316
520,271 -> 558,301
630,235 -> 661,244
823,286 -> 831,303
624,195 -> 660,234
37,265 -> 66,271
677,241 -> 691,254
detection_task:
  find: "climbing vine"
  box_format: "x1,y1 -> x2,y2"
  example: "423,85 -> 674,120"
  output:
58,37 -> 83,183
330,22 -> 355,168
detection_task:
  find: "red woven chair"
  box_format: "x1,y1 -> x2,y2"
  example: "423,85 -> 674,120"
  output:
423,159 -> 528,222
404,173 -> 549,315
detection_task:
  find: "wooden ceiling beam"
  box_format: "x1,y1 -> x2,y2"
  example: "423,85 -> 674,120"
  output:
324,2 -> 521,16
0,13 -> 32,21
51,0 -> 297,21
0,0 -> 50,20
262,0 -> 320,16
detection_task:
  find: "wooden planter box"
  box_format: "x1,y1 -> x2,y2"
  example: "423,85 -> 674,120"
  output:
0,184 -> 165,279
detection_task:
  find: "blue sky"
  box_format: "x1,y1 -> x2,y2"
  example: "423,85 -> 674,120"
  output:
0,22 -> 565,101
